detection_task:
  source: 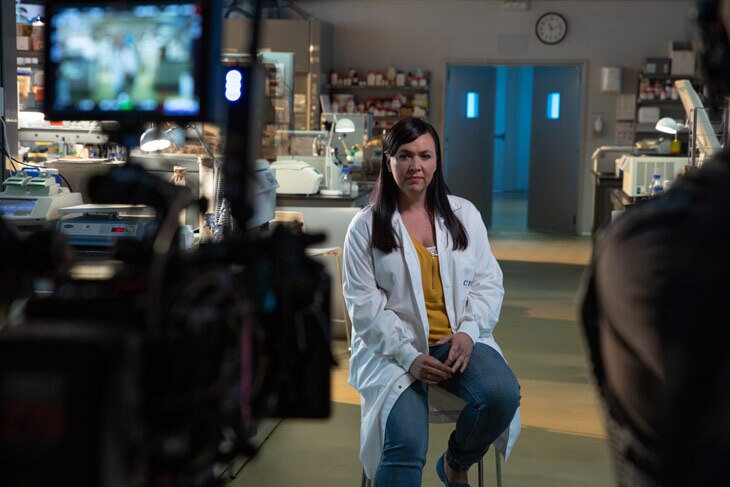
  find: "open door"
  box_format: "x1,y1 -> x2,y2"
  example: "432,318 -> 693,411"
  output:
528,66 -> 582,233
444,65 -> 497,226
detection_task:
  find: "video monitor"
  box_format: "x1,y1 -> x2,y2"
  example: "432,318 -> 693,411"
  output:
44,1 -> 220,123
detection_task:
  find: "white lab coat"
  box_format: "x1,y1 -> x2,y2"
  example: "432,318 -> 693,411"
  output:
342,195 -> 521,480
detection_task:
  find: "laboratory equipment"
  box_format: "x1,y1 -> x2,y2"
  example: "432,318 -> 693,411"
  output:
322,115 -> 356,193
591,146 -> 634,174
617,155 -> 687,197
341,167 -> 352,196
0,170 -> 83,233
321,113 -> 373,149
270,160 -> 323,194
249,159 -> 280,227
648,173 -> 664,196
675,79 -> 724,164
56,204 -> 156,251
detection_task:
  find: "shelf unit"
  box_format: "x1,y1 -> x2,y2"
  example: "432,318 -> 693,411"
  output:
635,73 -> 702,135
632,73 -> 705,156
17,127 -> 109,145
16,48 -> 44,111
10,3 -> 114,163
328,85 -> 429,93
326,82 -> 430,133
16,49 -> 43,62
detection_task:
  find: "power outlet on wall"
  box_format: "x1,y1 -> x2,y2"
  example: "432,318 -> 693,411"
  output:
504,0 -> 529,11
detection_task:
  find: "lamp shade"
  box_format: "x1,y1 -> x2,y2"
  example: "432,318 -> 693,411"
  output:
140,127 -> 171,152
335,118 -> 356,133
655,117 -> 684,135
165,126 -> 187,148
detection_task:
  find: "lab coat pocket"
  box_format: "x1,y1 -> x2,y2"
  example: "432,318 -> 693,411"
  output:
457,257 -> 477,293
373,249 -> 402,294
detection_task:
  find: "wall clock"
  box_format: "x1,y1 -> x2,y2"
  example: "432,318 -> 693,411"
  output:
535,12 -> 567,45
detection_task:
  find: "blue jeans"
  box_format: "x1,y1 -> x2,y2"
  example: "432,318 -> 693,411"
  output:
374,343 -> 520,486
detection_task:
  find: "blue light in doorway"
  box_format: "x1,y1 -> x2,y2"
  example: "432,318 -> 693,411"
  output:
547,92 -> 560,120
466,92 -> 479,119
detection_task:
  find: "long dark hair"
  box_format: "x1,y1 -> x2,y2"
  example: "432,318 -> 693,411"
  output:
369,117 -> 468,253
697,0 -> 730,108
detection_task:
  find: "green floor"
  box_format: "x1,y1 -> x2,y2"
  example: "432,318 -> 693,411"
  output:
230,258 -> 613,486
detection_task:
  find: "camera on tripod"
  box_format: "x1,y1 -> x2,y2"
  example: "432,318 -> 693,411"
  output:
0,1 -> 334,485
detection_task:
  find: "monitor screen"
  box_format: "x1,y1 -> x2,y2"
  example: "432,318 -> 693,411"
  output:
0,199 -> 38,217
44,1 -> 218,123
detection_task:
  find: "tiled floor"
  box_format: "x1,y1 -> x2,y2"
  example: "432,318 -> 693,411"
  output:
491,191 -> 528,231
230,202 -> 612,486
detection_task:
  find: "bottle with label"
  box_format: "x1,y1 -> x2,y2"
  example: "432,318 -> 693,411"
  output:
670,137 -> 681,155
340,167 -> 352,196
367,71 -> 375,86
649,172 -> 663,196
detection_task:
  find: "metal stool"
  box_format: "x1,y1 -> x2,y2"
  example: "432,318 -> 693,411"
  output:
361,448 -> 502,487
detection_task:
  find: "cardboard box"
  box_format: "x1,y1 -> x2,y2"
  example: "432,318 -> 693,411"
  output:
669,41 -> 695,75
643,57 -> 671,75
638,106 -> 660,124
16,36 -> 30,51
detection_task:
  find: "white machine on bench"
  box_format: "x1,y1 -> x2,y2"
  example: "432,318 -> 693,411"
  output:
270,159 -> 323,195
56,204 -> 156,252
0,170 -> 83,234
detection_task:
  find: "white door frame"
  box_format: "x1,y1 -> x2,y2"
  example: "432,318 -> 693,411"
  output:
441,59 -> 589,235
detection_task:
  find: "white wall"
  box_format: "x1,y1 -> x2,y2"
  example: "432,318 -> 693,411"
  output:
299,0 -> 696,234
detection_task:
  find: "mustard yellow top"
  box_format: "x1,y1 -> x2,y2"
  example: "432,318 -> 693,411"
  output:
408,232 -> 451,345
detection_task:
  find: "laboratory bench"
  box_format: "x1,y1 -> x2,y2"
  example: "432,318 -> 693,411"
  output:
593,182 -> 653,237
592,170 -> 622,236
609,187 -> 647,211
276,190 -> 371,208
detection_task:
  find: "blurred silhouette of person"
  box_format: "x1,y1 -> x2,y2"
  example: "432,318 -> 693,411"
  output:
112,35 -> 138,96
581,1 -> 730,485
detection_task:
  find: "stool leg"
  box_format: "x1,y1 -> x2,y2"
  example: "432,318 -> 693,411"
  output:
361,468 -> 373,487
477,457 -> 484,487
335,253 -> 352,353
495,449 -> 502,487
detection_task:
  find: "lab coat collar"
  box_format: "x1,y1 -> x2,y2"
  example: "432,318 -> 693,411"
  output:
447,195 -> 463,213
390,194 -> 462,227
391,197 -> 460,252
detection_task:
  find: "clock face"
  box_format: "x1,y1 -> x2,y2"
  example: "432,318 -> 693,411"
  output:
535,12 -> 567,45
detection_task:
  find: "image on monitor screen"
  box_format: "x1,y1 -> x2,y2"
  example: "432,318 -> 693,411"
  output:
46,2 -> 212,121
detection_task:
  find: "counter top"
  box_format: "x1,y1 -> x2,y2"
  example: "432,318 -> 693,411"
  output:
591,169 -> 621,180
276,190 -> 371,208
129,151 -> 210,172
609,188 -> 650,210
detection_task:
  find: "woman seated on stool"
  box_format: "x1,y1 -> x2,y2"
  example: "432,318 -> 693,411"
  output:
343,117 -> 520,487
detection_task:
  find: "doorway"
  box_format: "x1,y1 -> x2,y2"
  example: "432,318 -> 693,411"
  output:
444,63 -> 583,234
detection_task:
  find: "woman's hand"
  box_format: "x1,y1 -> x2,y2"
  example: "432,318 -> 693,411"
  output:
409,354 -> 453,385
435,332 -> 474,373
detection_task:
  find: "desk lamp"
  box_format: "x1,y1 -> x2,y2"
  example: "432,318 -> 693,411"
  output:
655,117 -> 685,154
139,125 -> 187,152
140,126 -> 171,152
336,118 -> 356,159
324,115 -> 355,191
